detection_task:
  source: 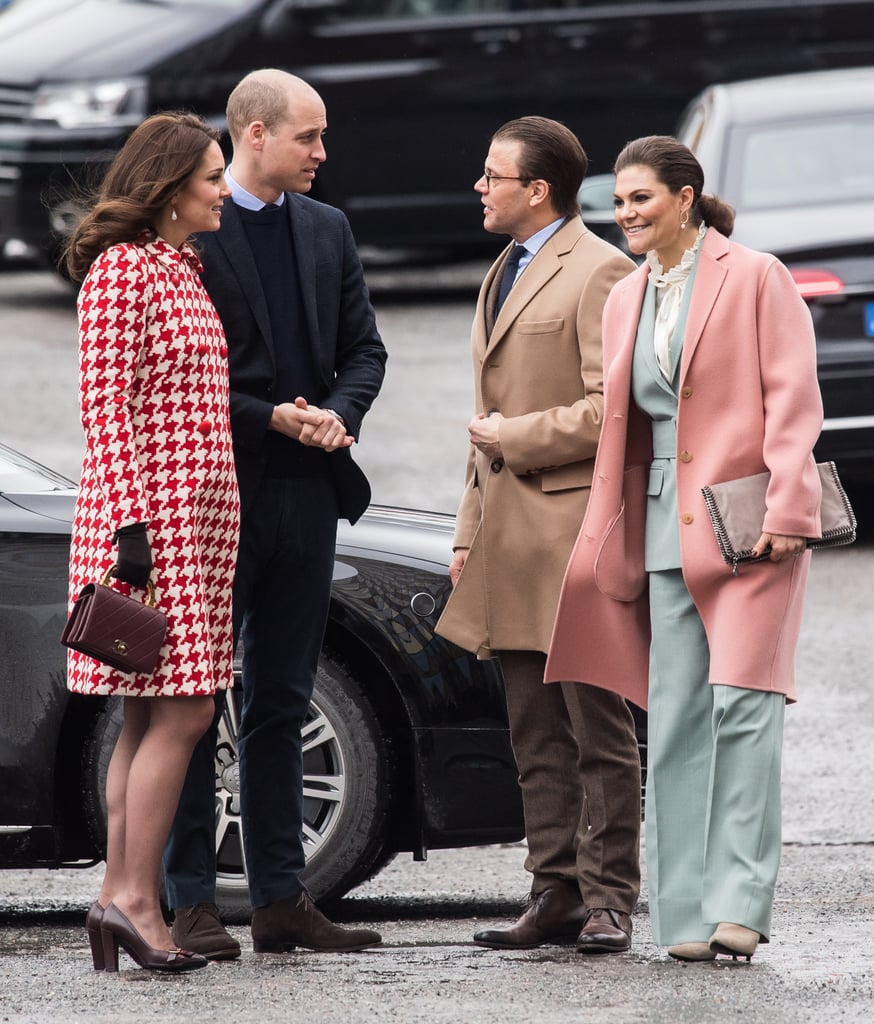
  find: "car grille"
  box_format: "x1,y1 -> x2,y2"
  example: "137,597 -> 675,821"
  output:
0,85 -> 33,124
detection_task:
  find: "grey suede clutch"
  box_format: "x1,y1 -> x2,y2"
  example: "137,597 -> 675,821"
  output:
701,461 -> 856,574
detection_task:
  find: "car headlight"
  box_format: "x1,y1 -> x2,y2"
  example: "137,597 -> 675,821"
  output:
31,78 -> 148,129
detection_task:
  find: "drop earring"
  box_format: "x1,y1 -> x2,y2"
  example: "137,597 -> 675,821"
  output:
171,207 -> 178,222
680,211 -> 688,230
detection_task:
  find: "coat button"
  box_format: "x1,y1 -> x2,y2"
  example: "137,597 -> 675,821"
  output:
490,459 -> 504,473
681,512 -> 694,524
220,345 -> 228,358
197,420 -> 212,435
197,343 -> 208,354
681,386 -> 693,398
679,450 -> 693,463
170,273 -> 180,285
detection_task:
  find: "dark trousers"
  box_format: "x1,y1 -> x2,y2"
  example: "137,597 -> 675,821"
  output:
497,650 -> 641,914
163,476 -> 339,910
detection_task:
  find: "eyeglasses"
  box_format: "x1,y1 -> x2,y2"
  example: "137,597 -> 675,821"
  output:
482,170 -> 529,188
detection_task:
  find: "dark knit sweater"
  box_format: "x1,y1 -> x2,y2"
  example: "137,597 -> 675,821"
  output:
237,202 -> 328,478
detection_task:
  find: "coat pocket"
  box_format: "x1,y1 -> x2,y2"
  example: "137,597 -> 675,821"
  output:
541,461 -> 594,493
593,464 -> 647,602
517,318 -> 565,335
647,466 -> 664,497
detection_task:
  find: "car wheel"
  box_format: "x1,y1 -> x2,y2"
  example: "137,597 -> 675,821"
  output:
80,696 -> 123,855
82,653 -> 392,922
214,651 -> 391,921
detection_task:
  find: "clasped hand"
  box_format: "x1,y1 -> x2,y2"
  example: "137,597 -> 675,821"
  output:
270,396 -> 354,452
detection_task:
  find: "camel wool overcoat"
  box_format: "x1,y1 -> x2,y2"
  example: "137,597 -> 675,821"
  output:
545,229 -> 824,707
436,217 -> 635,658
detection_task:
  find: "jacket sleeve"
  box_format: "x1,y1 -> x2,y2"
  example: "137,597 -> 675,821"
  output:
757,257 -> 824,537
77,245 -> 152,534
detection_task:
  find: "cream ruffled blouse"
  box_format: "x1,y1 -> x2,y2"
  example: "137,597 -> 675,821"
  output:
647,222 -> 707,381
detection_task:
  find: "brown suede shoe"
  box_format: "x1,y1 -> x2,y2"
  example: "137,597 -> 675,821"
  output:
575,907 -> 632,954
251,890 -> 381,953
473,886 -> 588,949
171,903 -> 241,961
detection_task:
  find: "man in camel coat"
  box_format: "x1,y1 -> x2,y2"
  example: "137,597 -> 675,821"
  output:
436,116 -> 641,953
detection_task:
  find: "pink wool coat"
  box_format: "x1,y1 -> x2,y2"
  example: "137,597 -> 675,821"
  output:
545,229 -> 823,706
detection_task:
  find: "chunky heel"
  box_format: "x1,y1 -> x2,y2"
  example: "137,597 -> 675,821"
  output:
85,901 -> 106,971
100,927 -> 120,972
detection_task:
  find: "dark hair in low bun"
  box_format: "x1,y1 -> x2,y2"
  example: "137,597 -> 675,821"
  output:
614,135 -> 735,237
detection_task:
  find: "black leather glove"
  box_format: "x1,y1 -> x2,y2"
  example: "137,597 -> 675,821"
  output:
114,522 -> 153,588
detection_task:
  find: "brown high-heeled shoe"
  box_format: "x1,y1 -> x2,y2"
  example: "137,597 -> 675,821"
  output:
100,902 -> 208,972
86,901 -> 106,970
709,922 -> 759,961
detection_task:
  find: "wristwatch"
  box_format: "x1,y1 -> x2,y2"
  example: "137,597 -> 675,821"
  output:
324,409 -> 345,427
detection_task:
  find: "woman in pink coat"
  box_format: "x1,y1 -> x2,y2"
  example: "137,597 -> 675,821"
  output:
63,112 -> 239,972
546,136 -> 823,962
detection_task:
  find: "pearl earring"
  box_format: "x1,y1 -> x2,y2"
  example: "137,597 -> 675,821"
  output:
171,207 -> 178,222
680,213 -> 688,230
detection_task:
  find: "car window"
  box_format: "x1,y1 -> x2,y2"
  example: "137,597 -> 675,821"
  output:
349,0 -> 511,15
345,0 -> 594,17
729,114 -> 874,211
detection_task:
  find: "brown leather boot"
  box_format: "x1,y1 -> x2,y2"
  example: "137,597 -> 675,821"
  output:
170,903 -> 241,961
251,890 -> 381,953
473,886 -> 588,949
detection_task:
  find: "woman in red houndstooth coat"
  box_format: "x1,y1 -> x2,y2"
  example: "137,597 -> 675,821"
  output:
63,112 -> 239,973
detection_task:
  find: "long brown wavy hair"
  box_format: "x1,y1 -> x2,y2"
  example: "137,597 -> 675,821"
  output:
63,111 -> 221,282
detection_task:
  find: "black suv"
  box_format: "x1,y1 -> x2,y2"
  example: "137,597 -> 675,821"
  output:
1,0 -> 874,266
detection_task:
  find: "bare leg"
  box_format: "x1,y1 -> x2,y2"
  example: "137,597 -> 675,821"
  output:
100,695 -> 215,951
98,697 -> 148,908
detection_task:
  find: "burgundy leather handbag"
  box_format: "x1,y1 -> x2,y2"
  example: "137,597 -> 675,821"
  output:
61,566 -> 167,675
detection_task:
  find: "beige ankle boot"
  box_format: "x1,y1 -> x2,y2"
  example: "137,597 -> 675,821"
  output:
667,941 -> 716,961
709,922 -> 759,961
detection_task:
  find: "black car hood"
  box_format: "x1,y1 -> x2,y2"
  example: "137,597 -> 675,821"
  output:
0,0 -> 260,83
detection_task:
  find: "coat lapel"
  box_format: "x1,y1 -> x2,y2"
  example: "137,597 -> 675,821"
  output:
485,218 -> 582,356
286,195 -> 329,387
679,228 -> 730,379
214,200 -> 275,359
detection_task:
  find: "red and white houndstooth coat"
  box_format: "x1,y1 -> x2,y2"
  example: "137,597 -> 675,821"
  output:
67,238 -> 240,697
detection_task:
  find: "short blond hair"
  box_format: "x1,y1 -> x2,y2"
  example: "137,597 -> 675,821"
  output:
226,69 -> 296,143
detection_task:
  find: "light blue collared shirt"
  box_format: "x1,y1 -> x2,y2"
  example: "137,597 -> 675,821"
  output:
509,216 -> 566,284
225,166 -> 286,211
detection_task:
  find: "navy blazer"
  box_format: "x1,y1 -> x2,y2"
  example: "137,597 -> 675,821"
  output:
196,194 -> 387,523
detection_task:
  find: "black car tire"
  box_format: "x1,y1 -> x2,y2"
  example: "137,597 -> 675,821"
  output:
81,653 -> 392,923
81,695 -> 123,859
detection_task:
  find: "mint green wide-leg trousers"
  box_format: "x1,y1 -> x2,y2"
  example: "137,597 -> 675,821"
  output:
646,569 -> 785,946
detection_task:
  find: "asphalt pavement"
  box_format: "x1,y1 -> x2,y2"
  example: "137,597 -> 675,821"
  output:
0,265 -> 872,1023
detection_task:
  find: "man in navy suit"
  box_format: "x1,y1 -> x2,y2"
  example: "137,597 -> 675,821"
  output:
164,69 -> 387,957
